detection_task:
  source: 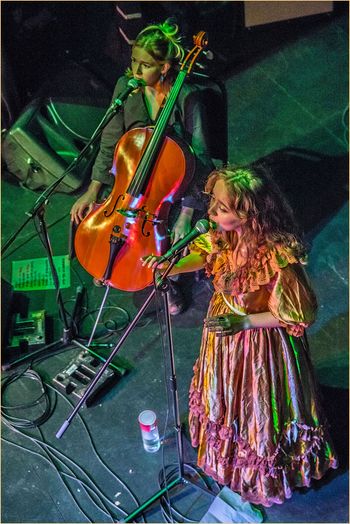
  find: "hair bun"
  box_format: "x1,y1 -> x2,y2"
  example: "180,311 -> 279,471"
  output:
158,20 -> 180,38
135,20 -> 185,63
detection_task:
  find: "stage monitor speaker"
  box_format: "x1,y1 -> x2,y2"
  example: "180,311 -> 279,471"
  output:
2,97 -> 108,193
244,1 -> 333,27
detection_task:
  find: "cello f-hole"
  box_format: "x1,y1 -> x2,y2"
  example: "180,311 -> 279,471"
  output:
104,194 -> 125,218
141,217 -> 151,237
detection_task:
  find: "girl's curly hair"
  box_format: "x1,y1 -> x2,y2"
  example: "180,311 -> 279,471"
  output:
205,164 -> 308,261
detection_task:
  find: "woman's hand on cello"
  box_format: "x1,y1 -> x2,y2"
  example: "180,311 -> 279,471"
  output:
70,193 -> 96,225
70,181 -> 102,224
204,314 -> 250,336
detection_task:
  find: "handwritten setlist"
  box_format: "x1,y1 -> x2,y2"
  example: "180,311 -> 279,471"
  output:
12,255 -> 71,291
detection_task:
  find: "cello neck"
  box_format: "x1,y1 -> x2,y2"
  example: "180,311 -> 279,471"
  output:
128,69 -> 187,197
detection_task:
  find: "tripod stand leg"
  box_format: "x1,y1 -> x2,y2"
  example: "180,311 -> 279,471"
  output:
2,338 -> 65,371
123,477 -> 182,522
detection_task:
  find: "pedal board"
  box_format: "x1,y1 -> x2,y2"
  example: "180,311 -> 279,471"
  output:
52,350 -> 124,406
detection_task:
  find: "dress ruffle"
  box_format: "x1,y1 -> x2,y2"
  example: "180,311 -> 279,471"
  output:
190,231 -> 307,295
189,385 -> 338,506
209,241 -> 303,296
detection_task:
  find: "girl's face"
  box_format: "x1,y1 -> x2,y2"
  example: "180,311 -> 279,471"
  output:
208,179 -> 246,233
131,46 -> 170,87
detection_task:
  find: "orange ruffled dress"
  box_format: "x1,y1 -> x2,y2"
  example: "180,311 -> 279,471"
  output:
188,231 -> 338,507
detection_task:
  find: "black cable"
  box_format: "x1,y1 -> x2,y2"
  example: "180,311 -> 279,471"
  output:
36,428 -> 115,522
77,305 -> 131,340
1,434 -> 94,523
158,463 -> 219,523
2,418 -> 133,522
1,369 -> 55,428
28,344 -> 78,368
1,437 -> 69,521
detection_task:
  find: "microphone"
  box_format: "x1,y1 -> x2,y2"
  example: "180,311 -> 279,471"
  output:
159,219 -> 210,262
110,78 -> 143,109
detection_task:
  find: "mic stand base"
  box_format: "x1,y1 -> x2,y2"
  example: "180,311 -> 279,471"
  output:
123,463 -> 217,523
2,208 -> 127,375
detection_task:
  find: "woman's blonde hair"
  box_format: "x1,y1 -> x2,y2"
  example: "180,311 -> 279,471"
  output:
134,20 -> 185,66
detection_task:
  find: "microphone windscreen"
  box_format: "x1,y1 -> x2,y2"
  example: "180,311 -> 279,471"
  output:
195,219 -> 210,234
128,78 -> 145,89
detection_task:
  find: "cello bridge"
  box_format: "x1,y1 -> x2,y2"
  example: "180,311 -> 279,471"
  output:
116,207 -> 163,225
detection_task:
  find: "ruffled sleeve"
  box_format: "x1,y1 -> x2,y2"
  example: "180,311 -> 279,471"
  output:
188,232 -> 212,257
189,231 -> 228,277
212,242 -> 301,296
208,241 -> 317,337
268,263 -> 318,337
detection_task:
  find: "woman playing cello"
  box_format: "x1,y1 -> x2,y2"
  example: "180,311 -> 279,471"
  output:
70,20 -> 214,314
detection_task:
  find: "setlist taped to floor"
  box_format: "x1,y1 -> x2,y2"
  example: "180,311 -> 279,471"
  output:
11,255 -> 71,291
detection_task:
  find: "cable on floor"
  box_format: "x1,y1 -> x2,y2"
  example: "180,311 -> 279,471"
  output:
45,381 -> 144,517
77,305 -> 131,340
2,435 -> 100,523
37,429 -> 115,522
158,463 -> 220,523
1,367 -> 145,522
2,417 -> 131,522
1,368 -> 55,428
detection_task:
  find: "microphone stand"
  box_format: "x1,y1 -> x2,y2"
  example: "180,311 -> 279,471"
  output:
1,92 -> 131,371
56,255 -> 216,521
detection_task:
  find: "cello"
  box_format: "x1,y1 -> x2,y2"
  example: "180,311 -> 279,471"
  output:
74,32 -> 208,291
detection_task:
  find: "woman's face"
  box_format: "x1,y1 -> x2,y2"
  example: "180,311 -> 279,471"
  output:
131,46 -> 170,87
208,179 -> 246,233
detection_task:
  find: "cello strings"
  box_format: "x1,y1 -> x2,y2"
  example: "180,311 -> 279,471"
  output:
129,70 -> 187,196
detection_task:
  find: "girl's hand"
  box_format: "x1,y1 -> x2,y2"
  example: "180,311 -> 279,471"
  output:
204,314 -> 250,336
171,208 -> 193,244
141,255 -> 170,270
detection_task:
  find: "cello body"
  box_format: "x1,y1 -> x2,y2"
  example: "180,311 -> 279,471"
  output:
74,127 -> 195,291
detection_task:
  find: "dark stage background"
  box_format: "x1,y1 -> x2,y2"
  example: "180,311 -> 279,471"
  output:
1,2 -> 348,523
